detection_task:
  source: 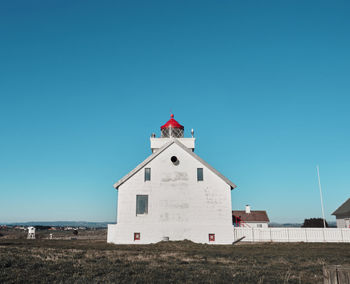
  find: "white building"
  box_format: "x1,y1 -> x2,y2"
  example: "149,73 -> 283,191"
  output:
27,226 -> 36,239
107,114 -> 237,244
232,205 -> 269,228
332,198 -> 350,228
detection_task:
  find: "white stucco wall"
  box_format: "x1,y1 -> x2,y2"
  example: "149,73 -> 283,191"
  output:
150,138 -> 195,152
336,218 -> 345,228
336,217 -> 350,228
108,142 -> 233,244
245,222 -> 269,228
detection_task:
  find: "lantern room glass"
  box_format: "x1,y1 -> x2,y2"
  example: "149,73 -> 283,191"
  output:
161,126 -> 184,138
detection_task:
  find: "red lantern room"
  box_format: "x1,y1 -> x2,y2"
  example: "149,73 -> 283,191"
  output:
160,114 -> 184,138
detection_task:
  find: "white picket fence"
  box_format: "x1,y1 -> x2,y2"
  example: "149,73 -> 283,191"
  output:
234,227 -> 350,243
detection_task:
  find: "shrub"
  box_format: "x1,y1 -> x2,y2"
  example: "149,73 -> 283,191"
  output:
302,218 -> 329,228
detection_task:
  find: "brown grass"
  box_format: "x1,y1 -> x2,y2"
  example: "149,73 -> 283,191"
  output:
0,230 -> 349,283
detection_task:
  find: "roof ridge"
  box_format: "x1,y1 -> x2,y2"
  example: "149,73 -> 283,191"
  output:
332,197 -> 350,215
172,139 -> 236,189
113,139 -> 175,188
233,210 -> 267,212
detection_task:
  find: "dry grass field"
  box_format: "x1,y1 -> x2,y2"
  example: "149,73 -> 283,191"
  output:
1,229 -> 350,283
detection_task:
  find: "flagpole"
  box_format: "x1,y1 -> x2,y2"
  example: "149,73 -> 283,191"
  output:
316,165 -> 326,228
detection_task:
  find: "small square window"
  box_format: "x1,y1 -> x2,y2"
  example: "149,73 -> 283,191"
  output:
145,168 -> 151,181
209,234 -> 215,242
134,232 -> 140,240
197,168 -> 203,181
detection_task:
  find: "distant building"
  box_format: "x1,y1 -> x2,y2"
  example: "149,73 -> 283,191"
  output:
232,205 -> 269,228
27,226 -> 35,239
332,198 -> 350,228
108,114 -> 237,244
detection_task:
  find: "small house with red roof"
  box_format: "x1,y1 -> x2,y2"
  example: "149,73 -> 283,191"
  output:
232,205 -> 270,228
107,114 -> 237,244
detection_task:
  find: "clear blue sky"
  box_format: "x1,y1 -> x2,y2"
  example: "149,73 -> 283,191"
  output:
1,0 -> 349,223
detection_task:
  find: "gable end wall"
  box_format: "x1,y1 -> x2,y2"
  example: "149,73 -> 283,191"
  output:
112,143 -> 233,244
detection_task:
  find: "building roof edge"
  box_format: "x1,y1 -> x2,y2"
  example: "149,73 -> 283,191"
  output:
113,138 -> 237,190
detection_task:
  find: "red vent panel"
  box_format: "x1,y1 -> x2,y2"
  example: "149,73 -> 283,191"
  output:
209,234 -> 215,242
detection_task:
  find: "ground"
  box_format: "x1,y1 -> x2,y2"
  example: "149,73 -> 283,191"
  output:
0,228 -> 349,283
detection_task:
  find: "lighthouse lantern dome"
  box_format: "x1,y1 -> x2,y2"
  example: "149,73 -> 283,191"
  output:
160,114 -> 184,138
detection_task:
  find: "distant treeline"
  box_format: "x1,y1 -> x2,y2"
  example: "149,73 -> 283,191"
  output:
4,221 -> 111,228
34,226 -> 54,230
302,218 -> 329,228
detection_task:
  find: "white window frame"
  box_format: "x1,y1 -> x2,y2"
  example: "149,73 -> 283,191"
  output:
136,195 -> 148,215
144,168 -> 151,181
197,168 -> 203,181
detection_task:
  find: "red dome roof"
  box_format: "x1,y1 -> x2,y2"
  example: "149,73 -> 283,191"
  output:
161,114 -> 184,130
